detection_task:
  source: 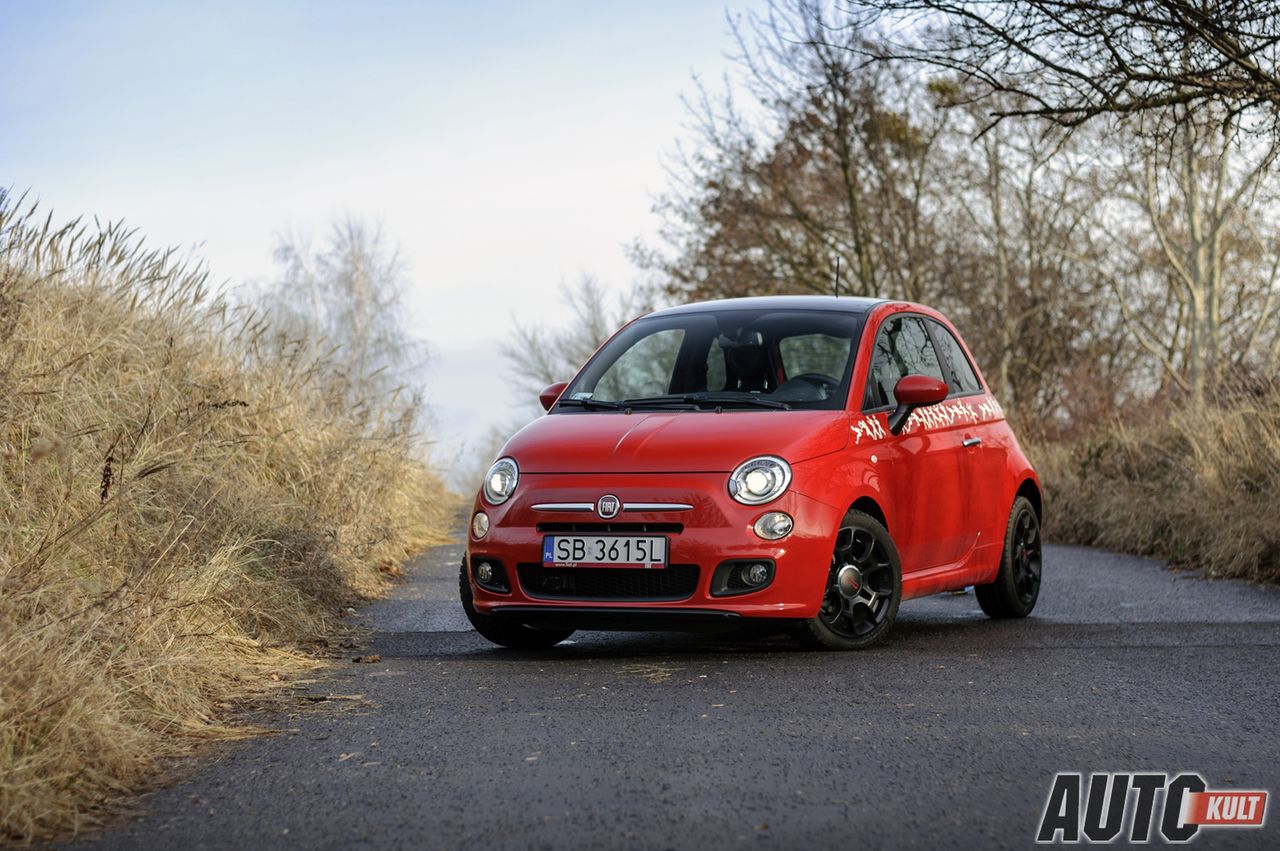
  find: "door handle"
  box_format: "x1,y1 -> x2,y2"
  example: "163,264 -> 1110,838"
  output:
963,437 -> 982,448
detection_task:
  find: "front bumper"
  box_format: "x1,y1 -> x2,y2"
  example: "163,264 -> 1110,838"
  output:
466,472 -> 841,621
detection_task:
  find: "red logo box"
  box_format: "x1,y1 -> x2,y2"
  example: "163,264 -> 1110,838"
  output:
1186,791 -> 1268,826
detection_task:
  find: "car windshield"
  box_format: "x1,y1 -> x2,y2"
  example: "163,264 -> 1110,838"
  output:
559,309 -> 867,412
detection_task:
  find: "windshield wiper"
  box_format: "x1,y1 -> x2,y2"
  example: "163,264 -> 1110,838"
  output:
681,393 -> 790,410
616,397 -> 699,410
561,394 -> 788,412
558,397 -> 697,412
613,393 -> 790,411
556,397 -> 623,410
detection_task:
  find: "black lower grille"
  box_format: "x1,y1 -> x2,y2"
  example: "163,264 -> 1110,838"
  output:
517,564 -> 700,601
535,522 -> 683,534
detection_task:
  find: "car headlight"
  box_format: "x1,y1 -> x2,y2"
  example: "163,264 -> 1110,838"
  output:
728,455 -> 791,505
482,457 -> 519,505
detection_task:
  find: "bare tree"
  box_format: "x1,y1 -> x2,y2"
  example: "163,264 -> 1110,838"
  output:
637,1 -> 949,303
838,1 -> 1280,133
458,276 -> 652,490
257,217 -> 426,410
502,276 -> 652,396
933,89 -> 1126,422
1095,108 -> 1280,401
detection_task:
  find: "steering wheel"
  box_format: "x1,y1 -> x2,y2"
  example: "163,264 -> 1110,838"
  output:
776,372 -> 839,399
790,372 -> 839,390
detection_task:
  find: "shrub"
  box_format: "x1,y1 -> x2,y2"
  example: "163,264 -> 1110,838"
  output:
1031,386 -> 1280,584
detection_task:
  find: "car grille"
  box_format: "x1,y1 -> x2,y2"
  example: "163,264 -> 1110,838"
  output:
517,563 -> 700,601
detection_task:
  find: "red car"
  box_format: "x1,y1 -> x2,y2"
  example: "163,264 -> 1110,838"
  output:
462,296 -> 1042,650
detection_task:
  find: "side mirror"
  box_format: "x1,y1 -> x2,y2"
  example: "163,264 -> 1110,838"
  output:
887,375 -> 948,435
539,381 -> 569,412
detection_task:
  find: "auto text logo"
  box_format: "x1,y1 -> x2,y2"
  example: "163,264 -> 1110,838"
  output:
1037,772 -> 1268,843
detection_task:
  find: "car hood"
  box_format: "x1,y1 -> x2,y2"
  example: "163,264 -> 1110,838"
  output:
506,410 -> 850,474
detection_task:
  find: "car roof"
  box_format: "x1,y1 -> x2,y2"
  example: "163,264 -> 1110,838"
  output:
645,295 -> 886,318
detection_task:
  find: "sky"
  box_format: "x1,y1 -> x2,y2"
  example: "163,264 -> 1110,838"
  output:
0,0 -> 746,483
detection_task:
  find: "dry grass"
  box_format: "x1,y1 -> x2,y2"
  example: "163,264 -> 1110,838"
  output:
0,195 -> 454,843
1031,386 -> 1280,584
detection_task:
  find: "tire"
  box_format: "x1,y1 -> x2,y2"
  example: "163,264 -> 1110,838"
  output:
793,509 -> 902,650
459,562 -> 575,649
975,495 -> 1042,618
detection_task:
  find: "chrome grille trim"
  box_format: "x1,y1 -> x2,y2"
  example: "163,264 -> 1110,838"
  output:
531,502 -> 694,513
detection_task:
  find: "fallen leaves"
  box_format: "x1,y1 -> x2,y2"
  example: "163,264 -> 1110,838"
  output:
298,693 -> 364,703
618,663 -> 681,683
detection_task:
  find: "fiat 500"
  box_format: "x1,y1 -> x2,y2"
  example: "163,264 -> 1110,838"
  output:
462,296 -> 1043,650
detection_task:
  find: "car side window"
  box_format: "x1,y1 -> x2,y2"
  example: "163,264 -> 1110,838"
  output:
592,328 -> 685,401
863,316 -> 946,410
928,321 -> 983,395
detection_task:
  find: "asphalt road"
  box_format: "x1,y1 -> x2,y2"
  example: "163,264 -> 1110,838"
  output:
79,541 -> 1280,850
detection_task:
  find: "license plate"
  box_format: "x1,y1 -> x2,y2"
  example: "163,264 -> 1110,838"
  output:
542,535 -> 667,568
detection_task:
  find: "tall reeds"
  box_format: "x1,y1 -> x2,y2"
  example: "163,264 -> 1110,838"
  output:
0,193 -> 452,842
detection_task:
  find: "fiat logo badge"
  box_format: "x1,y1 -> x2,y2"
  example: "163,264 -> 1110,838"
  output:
597,494 -> 621,519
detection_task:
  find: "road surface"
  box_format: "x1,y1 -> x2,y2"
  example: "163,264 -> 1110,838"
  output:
79,541 -> 1280,849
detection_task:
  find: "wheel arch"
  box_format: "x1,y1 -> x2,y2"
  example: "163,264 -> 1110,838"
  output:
849,495 -> 889,532
1015,476 -> 1043,523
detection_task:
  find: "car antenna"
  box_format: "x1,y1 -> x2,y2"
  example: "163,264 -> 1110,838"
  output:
833,256 -> 840,297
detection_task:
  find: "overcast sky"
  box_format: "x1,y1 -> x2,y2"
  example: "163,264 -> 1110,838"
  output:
1,0 -> 745,482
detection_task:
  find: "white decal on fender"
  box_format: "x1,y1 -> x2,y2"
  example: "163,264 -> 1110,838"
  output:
851,415 -> 887,444
850,396 -> 1005,444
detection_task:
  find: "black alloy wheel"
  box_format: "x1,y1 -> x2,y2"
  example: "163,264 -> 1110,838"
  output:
976,495 -> 1042,618
794,509 -> 902,650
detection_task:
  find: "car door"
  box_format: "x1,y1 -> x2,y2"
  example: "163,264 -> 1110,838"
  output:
862,313 -> 975,571
925,318 -> 1010,555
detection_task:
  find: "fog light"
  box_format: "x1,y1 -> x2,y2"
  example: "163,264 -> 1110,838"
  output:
471,511 -> 489,539
476,561 -> 494,583
753,511 -> 793,540
710,559 -> 775,596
